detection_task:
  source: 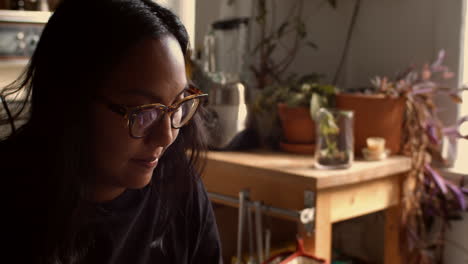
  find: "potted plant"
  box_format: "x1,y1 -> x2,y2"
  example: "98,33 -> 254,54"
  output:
230,0 -> 338,152
358,50 -> 468,264
335,91 -> 406,155
253,74 -> 337,154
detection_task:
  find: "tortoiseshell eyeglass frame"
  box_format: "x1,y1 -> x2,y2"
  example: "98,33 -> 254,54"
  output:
98,85 -> 208,139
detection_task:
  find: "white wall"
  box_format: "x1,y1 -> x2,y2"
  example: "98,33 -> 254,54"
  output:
195,0 -> 220,51
445,212 -> 468,263
195,0 -> 253,54
343,0 -> 436,86
156,0 -> 196,48
195,0 -> 461,95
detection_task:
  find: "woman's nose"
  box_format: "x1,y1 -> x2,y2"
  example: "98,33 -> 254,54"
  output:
144,113 -> 175,148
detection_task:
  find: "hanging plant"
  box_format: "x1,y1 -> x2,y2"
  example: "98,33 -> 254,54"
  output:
371,50 -> 468,264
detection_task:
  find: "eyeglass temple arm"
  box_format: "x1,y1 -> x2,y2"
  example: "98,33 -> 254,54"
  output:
187,82 -> 206,95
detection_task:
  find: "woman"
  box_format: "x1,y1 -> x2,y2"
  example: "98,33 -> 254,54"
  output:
0,0 -> 222,263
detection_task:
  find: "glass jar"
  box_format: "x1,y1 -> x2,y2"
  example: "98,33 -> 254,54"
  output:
315,108 -> 354,169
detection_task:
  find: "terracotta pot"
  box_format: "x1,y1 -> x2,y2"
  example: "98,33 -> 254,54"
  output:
277,103 -> 315,144
335,93 -> 406,155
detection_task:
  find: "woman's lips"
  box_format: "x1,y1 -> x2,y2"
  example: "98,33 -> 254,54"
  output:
131,158 -> 159,169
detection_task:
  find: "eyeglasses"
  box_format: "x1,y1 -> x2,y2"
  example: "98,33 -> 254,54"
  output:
98,85 -> 208,139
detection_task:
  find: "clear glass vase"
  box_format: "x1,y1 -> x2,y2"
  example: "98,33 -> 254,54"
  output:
314,108 -> 354,169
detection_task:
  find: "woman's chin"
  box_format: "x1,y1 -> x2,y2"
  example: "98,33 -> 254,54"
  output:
121,162 -> 156,188
125,173 -> 153,189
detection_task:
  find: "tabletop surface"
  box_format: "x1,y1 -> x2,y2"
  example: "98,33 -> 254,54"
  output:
206,150 -> 412,189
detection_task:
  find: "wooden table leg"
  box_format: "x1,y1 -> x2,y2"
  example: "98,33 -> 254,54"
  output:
302,191 -> 332,262
384,205 -> 402,264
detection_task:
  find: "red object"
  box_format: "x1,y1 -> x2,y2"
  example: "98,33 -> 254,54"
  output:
263,238 -> 327,264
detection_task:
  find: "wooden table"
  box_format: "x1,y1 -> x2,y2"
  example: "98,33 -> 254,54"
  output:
202,150 -> 412,263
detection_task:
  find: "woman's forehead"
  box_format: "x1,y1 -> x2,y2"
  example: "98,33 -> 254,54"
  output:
103,36 -> 187,104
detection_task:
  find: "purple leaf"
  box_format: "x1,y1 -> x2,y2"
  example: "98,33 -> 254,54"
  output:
414,81 -> 437,90
438,49 -> 446,59
443,126 -> 458,136
422,64 -> 432,80
443,116 -> 468,142
457,115 -> 468,126
443,71 -> 455,79
412,87 -> 434,95
425,164 -> 448,194
462,187 -> 468,195
446,181 -> 467,211
426,124 -> 440,144
431,49 -> 447,72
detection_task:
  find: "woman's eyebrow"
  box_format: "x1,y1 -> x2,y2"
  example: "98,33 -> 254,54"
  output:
118,89 -> 164,103
118,84 -> 189,105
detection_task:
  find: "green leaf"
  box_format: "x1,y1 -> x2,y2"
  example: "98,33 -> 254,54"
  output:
301,83 -> 312,93
319,110 -> 339,135
310,93 -> 322,120
320,84 -> 337,95
286,93 -> 306,107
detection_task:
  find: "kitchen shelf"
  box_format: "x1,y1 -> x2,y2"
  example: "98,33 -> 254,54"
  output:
0,10 -> 51,23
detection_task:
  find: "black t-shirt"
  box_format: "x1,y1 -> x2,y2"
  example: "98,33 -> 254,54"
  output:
1,135 -> 222,264
82,178 -> 222,264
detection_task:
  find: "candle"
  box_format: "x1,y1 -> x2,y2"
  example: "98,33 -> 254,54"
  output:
366,137 -> 385,153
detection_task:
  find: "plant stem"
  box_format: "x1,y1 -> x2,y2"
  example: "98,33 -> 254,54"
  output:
276,0 -> 304,78
259,0 -> 267,89
332,0 -> 361,85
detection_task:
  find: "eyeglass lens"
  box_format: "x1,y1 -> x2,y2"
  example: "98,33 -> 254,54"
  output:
130,97 -> 200,137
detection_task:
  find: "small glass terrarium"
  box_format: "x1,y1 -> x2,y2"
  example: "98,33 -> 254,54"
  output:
314,108 -> 354,169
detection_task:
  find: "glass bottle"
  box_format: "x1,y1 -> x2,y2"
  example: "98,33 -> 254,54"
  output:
315,108 -> 354,169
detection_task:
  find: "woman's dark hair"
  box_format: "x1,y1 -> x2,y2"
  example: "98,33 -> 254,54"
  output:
0,0 -> 207,263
